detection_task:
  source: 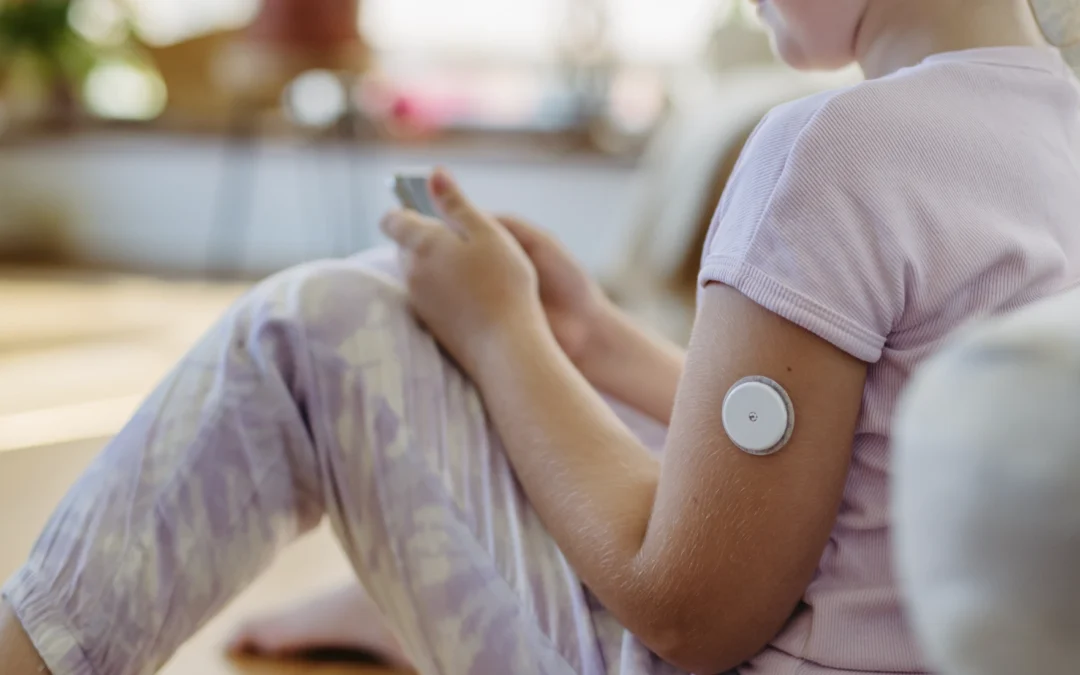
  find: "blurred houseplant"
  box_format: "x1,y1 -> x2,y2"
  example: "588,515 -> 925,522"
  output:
0,0 -> 163,128
0,0 -> 97,125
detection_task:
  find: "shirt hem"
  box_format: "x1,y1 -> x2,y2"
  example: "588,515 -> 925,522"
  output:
699,255 -> 886,363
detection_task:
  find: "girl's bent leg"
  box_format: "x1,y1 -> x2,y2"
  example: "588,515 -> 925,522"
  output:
1,249 -> 679,675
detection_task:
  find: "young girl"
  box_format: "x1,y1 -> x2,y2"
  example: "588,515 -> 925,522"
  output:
3,1 -> 1078,674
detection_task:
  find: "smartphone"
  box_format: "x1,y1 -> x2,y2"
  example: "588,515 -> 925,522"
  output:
390,173 -> 440,218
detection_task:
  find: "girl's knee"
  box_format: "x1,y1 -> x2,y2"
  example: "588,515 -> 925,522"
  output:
240,254 -> 411,346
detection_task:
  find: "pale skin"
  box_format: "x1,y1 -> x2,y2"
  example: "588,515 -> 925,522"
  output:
0,0 -> 1054,672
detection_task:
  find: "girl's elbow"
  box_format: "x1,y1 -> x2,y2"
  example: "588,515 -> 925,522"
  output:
620,559 -> 793,671
637,603 -> 772,674
643,622 -> 759,674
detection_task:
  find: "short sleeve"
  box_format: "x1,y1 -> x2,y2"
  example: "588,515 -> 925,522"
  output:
698,94 -> 908,363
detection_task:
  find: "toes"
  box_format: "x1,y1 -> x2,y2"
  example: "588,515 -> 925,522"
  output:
225,621 -> 274,656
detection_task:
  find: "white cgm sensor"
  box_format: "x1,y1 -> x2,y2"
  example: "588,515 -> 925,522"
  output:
722,376 -> 794,456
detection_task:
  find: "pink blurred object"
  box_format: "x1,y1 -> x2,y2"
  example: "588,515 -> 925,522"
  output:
359,76 -> 472,137
386,94 -> 446,137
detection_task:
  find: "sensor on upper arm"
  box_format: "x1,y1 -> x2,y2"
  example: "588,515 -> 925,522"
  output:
722,376 -> 794,456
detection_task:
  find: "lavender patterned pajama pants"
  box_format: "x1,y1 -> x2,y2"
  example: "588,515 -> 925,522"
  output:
1,250 -> 690,675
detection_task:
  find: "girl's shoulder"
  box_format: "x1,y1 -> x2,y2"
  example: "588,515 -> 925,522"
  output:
754,48 -> 1074,179
756,75 -> 948,165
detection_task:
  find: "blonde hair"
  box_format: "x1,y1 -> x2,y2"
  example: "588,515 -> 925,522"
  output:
1030,0 -> 1080,67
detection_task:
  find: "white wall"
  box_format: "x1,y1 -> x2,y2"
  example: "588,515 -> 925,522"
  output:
0,133 -> 641,277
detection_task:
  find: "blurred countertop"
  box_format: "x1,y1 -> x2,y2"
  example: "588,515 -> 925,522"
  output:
0,131 -> 641,279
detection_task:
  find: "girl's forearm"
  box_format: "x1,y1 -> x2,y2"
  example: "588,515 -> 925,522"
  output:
472,318 -> 661,620
575,305 -> 685,425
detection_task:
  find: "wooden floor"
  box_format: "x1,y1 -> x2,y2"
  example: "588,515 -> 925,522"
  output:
0,267 -> 404,674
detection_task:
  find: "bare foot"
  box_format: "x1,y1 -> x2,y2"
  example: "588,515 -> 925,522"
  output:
226,584 -> 411,669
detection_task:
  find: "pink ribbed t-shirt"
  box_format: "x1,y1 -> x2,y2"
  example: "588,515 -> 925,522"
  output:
698,47 -> 1080,674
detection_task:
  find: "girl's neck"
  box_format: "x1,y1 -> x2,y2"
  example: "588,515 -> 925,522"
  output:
856,0 -> 1050,79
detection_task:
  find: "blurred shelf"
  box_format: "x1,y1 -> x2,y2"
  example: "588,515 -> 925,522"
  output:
0,117 -> 644,166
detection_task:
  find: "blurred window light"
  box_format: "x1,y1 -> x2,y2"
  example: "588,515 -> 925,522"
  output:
363,0 -> 562,60
84,59 -> 168,120
69,0 -> 129,46
118,0 -> 749,65
284,70 -> 348,127
125,0 -> 259,46
366,0 -> 730,64
608,0 -> 726,64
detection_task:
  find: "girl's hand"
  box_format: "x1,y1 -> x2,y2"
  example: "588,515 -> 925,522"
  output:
380,170 -> 545,376
493,214 -> 613,364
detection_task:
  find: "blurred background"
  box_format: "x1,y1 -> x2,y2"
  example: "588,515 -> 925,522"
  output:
0,2 -> 856,671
